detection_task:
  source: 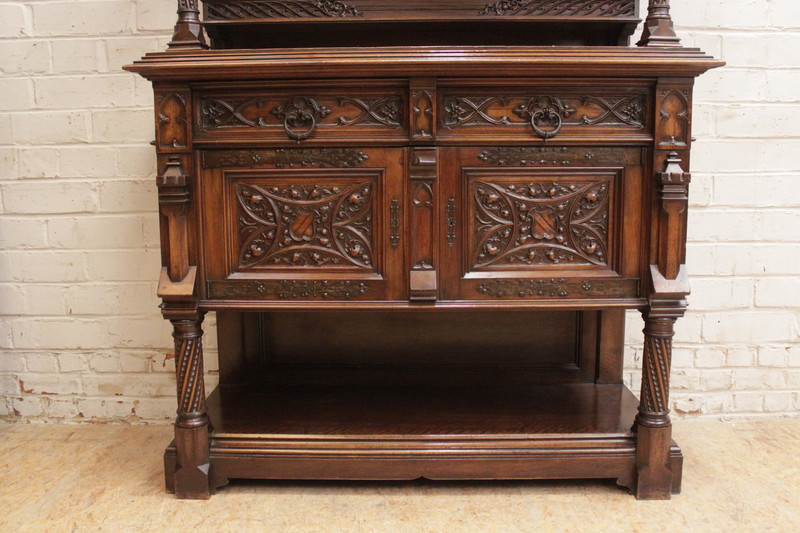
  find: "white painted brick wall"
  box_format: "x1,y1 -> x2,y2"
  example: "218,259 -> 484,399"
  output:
0,0 -> 798,422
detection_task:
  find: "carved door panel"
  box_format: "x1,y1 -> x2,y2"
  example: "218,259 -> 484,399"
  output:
439,146 -> 645,302
201,147 -> 405,302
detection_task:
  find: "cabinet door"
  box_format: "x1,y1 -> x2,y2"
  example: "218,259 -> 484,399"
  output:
439,146 -> 644,302
201,148 -> 405,302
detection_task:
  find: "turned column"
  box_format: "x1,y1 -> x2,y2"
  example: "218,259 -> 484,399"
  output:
638,0 -> 681,47
168,0 -> 208,50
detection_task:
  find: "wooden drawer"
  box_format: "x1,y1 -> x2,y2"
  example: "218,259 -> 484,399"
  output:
438,85 -> 650,142
194,87 -> 407,144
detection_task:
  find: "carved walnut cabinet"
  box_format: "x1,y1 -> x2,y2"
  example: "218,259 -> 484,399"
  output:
125,0 -> 722,500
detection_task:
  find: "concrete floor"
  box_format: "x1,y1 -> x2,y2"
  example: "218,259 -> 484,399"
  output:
0,419 -> 798,532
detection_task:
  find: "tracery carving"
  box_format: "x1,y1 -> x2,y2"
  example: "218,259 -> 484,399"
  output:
479,0 -> 635,17
208,279 -> 370,299
475,277 -> 637,298
658,89 -> 690,146
236,180 -> 374,269
411,89 -> 434,139
471,178 -> 611,269
200,95 -> 403,140
204,148 -> 369,169
157,93 -> 188,149
442,94 -> 645,138
205,1 -> 363,20
477,146 -> 640,167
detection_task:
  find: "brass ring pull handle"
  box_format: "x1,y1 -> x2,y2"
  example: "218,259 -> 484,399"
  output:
530,108 -> 563,140
272,97 -> 332,142
514,97 -> 573,141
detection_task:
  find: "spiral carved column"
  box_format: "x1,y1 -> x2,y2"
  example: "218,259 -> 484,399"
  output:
169,313 -> 212,499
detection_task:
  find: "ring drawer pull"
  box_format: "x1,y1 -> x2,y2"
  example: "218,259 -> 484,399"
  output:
272,97 -> 332,142
514,96 -> 573,141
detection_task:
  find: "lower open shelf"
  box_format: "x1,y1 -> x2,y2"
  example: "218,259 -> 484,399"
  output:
165,383 -> 683,494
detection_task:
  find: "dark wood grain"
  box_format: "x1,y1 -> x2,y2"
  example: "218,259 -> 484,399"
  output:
126,0 -> 720,500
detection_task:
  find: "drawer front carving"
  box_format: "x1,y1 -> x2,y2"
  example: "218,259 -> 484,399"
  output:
196,89 -> 406,143
201,148 -> 405,301
439,88 -> 648,141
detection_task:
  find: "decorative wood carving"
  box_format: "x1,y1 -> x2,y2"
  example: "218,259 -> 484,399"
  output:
168,0 -> 208,50
655,151 -> 690,280
204,148 -> 369,169
158,156 -> 192,281
638,316 -> 674,426
411,88 -> 435,140
409,147 -> 438,300
442,94 -> 645,138
200,95 -> 403,140
205,1 -> 363,20
476,277 -> 638,298
172,317 -> 208,427
471,178 -> 611,269
479,0 -> 635,17
477,146 -> 641,167
236,180 -> 374,269
446,196 -> 457,248
157,92 -> 189,149
658,89 -> 690,147
390,197 -> 400,248
638,0 -> 681,47
207,279 -> 370,299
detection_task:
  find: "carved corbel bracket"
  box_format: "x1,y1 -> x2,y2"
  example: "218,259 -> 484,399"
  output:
158,156 -> 194,282
638,0 -> 681,47
655,152 -> 690,280
168,0 -> 209,51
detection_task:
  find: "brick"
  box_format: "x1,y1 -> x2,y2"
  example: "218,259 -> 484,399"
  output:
76,398 -> 108,418
0,40 -> 50,75
48,215 -> 149,249
99,179 -> 157,213
755,278 -> 800,307
689,278 -> 752,311
672,396 -> 703,416
89,354 -> 119,373
16,373 -> 82,395
66,283 -> 154,316
58,353 -> 88,373
769,0 -> 800,28
1,182 -> 99,215
689,244 -> 800,276
11,318 -> 110,350
11,397 -> 46,418
694,68 -> 767,103
46,397 -> 80,418
0,351 -> 26,372
24,354 -> 58,373
695,348 -> 726,368
18,148 -> 59,179
105,317 -> 173,350
32,1 -> 133,36
51,40 -> 103,74
701,370 -> 734,391
91,109 -> 153,143
105,37 -> 162,71
758,347 -> 789,367
671,369 -> 702,391
135,0 -> 177,32
116,145 -> 157,178
0,114 -> 12,144
760,212 -> 800,242
0,284 -> 24,314
688,173 -> 712,207
118,352 -> 150,373
9,251 -> 87,283
761,140 -> 800,172
134,397 -> 176,420
704,312 -> 797,344
733,369 -> 787,390
713,104 -> 800,138
671,348 -> 694,369
732,392 -> 764,413
34,75 -> 134,110
106,399 -> 137,418
714,175 -> 800,208
724,34 -> 800,68
789,347 -> 800,368
57,146 -> 117,178
0,78 -> 33,111
0,218 -> 49,249
701,393 -> 733,415
11,111 -> 90,144
0,147 -> 18,179
21,285 -> 68,315
0,375 -> 20,396
0,4 -> 28,38
688,210 -> 761,242
82,374 -> 174,397
86,250 -> 161,281
763,392 -> 794,412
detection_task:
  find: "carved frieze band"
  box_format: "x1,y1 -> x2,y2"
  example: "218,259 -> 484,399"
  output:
471,178 -> 612,269
477,146 -> 641,167
204,148 -> 369,169
200,95 -> 403,140
476,278 -> 638,299
205,1 -> 363,20
442,94 -> 645,139
479,0 -> 635,17
237,180 -> 374,270
207,279 -> 370,299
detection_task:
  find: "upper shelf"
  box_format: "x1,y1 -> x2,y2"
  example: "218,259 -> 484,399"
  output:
200,0 -> 642,47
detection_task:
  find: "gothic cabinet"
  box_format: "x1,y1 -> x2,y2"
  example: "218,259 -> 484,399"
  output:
126,0 -> 722,500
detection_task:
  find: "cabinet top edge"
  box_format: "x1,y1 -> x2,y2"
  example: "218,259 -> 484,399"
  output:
124,46 -> 724,81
